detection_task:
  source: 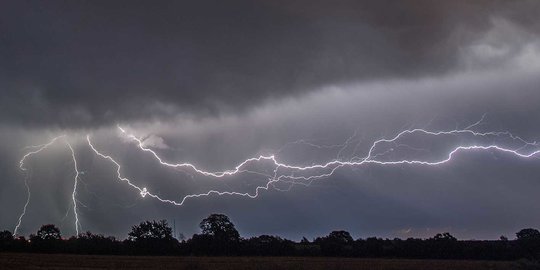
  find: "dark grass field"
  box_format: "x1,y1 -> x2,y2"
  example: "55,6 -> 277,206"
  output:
0,253 -> 523,270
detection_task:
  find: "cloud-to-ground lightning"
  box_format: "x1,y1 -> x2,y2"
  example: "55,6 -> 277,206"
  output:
14,135 -> 65,236
14,136 -> 83,237
66,141 -> 81,236
83,117 -> 540,208
13,116 -> 540,236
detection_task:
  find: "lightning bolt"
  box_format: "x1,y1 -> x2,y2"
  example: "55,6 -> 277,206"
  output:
84,117 -> 540,207
66,140 -> 81,236
14,135 -> 83,237
14,135 -> 65,236
87,135 -> 276,205
14,116 -> 540,235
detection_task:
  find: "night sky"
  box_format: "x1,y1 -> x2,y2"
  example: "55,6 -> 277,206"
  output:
1,0 -> 540,240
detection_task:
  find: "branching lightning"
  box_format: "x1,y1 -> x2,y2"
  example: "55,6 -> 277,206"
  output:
85,117 -> 540,207
14,116 -> 540,236
14,136 -> 82,237
14,136 -> 65,236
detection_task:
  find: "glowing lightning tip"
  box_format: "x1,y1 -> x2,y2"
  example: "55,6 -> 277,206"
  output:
140,187 -> 148,198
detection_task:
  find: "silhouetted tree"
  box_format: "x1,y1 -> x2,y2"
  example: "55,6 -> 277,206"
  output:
0,230 -> 14,251
428,232 -> 459,259
0,230 -> 13,240
187,214 -> 240,255
244,235 -> 295,256
30,224 -> 62,252
67,231 -> 120,254
12,236 -> 28,252
433,232 -> 457,242
517,228 -> 540,241
199,214 -> 240,242
1,219 -> 539,259
328,231 -> 354,243
127,220 -> 178,255
128,220 -> 173,241
516,228 -> 540,259
296,236 -> 320,256
315,230 -> 354,256
399,238 -> 429,258
36,224 -> 61,240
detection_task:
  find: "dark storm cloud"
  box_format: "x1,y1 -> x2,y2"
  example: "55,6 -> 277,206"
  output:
2,0 -> 539,127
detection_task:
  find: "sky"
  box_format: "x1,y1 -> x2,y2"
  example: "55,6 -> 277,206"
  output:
1,0 -> 540,240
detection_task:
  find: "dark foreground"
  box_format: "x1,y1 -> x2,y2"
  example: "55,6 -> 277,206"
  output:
0,253 -> 521,270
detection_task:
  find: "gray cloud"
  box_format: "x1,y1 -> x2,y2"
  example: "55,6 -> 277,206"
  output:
3,56 -> 540,239
1,0 -> 539,127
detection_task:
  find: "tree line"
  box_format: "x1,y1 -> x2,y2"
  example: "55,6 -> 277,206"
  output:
1,214 -> 539,261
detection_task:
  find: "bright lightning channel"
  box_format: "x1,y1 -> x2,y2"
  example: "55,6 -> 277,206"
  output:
66,141 -> 81,236
14,136 -> 82,237
14,136 -> 65,236
15,117 -> 540,235
85,118 -> 540,207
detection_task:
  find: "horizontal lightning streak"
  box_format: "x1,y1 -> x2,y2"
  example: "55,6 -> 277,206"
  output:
85,122 -> 540,207
87,135 -> 279,205
15,116 -> 539,236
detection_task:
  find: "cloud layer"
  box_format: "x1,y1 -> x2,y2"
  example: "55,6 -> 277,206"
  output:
1,0 -> 539,127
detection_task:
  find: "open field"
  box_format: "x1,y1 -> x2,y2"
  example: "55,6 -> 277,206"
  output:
0,253 -> 522,270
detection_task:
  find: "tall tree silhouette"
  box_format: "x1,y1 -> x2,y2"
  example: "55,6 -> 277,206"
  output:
127,220 -> 177,255
29,224 -> 62,252
516,228 -> 540,259
188,214 -> 240,255
199,213 -> 240,242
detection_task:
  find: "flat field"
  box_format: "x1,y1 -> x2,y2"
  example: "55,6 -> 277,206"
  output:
0,253 -> 520,270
